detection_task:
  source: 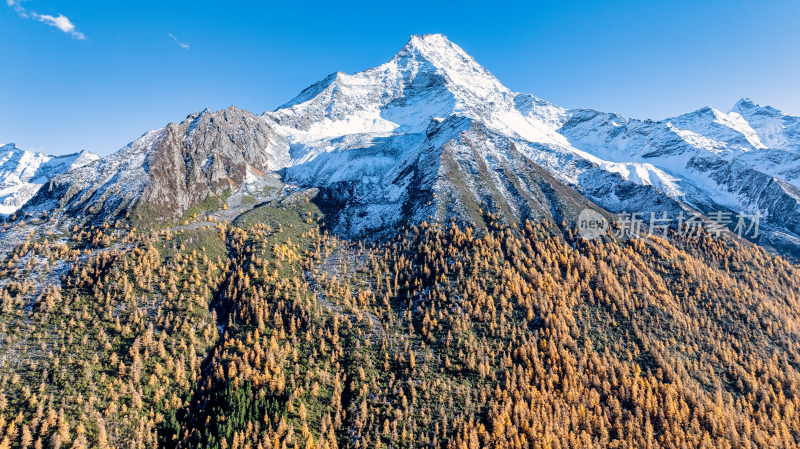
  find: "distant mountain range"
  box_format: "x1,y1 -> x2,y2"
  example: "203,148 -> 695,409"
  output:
0,143 -> 98,215
4,34 -> 800,254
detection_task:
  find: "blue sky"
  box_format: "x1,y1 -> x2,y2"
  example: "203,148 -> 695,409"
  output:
2,0 -> 799,156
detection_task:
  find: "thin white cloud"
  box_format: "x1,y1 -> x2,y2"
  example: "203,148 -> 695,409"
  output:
32,13 -> 85,40
6,0 -> 86,40
168,33 -> 190,50
7,0 -> 29,17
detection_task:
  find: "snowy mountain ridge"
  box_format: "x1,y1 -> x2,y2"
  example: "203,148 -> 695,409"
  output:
0,143 -> 99,215
7,34 -> 800,254
260,34 -> 800,250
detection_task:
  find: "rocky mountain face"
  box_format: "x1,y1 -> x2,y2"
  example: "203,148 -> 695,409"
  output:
7,34 -> 800,254
0,143 -> 98,216
137,106 -> 287,220
22,107 -> 287,223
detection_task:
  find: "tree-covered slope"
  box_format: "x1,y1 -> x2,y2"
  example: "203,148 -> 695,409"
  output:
4,193 -> 797,448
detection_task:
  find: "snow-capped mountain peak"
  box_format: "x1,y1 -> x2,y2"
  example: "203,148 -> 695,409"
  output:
392,34 -> 509,101
398,34 -> 475,64
0,143 -> 99,215
730,97 -> 786,118
665,106 -> 767,153
730,98 -> 800,154
732,97 -> 757,112
270,33 -> 510,142
267,33 -> 568,163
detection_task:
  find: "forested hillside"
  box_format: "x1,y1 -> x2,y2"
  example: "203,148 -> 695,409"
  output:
1,195 -> 799,449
